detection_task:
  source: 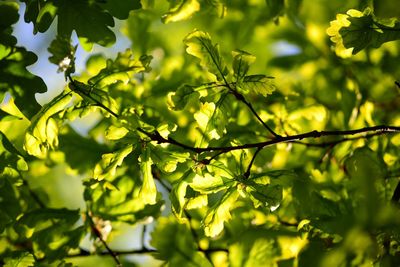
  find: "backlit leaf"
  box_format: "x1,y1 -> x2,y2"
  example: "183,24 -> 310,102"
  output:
162,0 -> 200,24
139,147 -> 157,205
232,49 -> 256,80
327,8 -> 400,57
23,92 -> 73,158
203,188 -> 239,237
93,145 -> 134,180
184,29 -> 229,81
238,75 -> 276,97
168,84 -> 200,110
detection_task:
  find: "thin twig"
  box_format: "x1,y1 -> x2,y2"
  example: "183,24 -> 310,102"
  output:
67,247 -> 157,258
243,147 -> 262,178
87,213 -> 122,267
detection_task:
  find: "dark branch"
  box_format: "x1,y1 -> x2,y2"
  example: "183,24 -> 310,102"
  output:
244,147 -> 262,178
87,213 -> 122,266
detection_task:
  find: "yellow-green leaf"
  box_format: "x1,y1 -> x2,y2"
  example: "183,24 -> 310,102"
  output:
203,188 -> 239,237
23,92 -> 73,158
162,0 -> 200,24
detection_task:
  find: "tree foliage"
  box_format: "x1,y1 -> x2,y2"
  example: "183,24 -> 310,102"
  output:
1,0 -> 400,266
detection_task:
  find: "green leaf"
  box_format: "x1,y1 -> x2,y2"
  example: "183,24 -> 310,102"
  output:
151,216 -> 213,267
0,2 -> 19,47
0,131 -> 28,173
93,144 -> 134,180
171,171 -> 208,222
167,84 -> 200,110
48,35 -> 77,75
194,101 -> 228,140
58,126 -> 109,174
105,125 -> 129,140
203,188 -> 239,237
23,92 -> 73,158
14,208 -> 84,261
0,109 -> 22,122
56,0 -> 116,51
265,0 -> 284,20
190,172 -> 234,194
0,3 -> 47,119
229,229 -> 281,267
238,74 -> 276,97
0,176 -> 23,232
100,0 -> 142,20
184,29 -> 229,81
139,147 -> 157,205
3,252 -> 35,267
232,49 -> 256,81
327,8 -> 400,57
150,144 -> 190,173
162,0 -> 201,24
88,49 -> 151,88
68,79 -> 120,118
242,181 -> 283,209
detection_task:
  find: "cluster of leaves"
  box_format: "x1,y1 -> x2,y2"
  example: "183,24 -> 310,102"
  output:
1,0 -> 400,266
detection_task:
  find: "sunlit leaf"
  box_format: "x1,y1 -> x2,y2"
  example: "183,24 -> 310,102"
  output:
23,92 -> 73,158
184,29 -> 229,81
190,172 -> 234,194
232,49 -> 256,80
229,229 -> 281,267
167,84 -> 200,110
238,75 -> 275,97
0,109 -> 22,122
327,8 -> 400,57
88,49 -> 151,88
3,252 -> 35,267
93,144 -> 134,181
162,0 -> 200,24
150,145 -> 190,173
203,188 -> 239,237
139,147 -> 157,205
105,125 -> 129,140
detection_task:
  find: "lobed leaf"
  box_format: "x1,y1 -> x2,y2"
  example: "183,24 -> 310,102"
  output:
327,8 -> 400,57
203,188 -> 239,237
88,49 -> 151,88
238,75 -> 276,97
162,0 -> 200,24
93,145 -> 134,180
184,29 -> 229,81
232,49 -> 256,81
0,2 -> 47,119
168,84 -> 200,110
48,35 -> 77,75
24,92 -> 73,158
